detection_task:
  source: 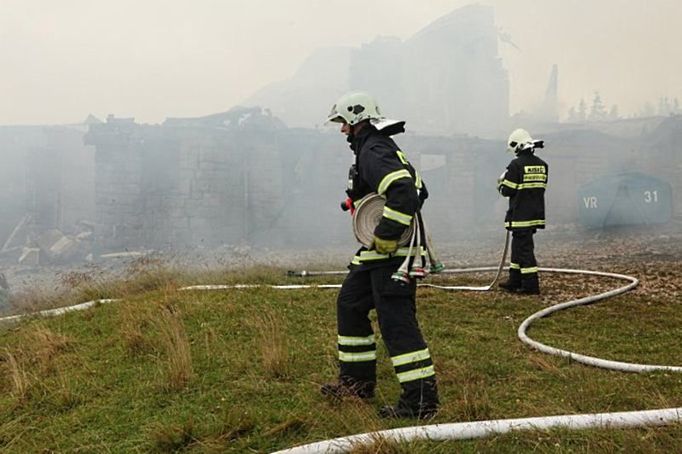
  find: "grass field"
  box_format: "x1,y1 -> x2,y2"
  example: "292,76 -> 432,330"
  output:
1,244 -> 681,453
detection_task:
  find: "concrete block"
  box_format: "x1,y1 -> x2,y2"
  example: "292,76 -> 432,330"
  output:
18,247 -> 40,265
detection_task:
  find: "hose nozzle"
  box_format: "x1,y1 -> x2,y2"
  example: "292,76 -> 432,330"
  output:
409,267 -> 428,279
430,262 -> 446,274
391,270 -> 411,284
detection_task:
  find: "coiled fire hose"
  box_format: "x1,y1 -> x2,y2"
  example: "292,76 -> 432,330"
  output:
348,192 -> 508,290
352,193 -> 446,283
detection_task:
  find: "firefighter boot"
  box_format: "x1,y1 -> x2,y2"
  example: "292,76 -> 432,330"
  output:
498,269 -> 521,292
515,274 -> 540,295
378,378 -> 439,420
320,376 -> 375,400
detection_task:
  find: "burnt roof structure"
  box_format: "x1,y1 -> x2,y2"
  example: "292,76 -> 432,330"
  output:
244,5 -> 509,138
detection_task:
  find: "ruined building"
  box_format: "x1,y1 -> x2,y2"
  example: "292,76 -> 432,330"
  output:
81,112 -> 682,254
84,109 -> 292,252
2,4 -> 681,261
245,4 -> 509,138
0,124 -> 95,263
82,108 -> 509,252
2,112 -> 681,261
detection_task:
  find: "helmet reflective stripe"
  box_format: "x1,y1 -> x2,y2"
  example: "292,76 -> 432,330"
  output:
326,92 -> 384,125
507,128 -> 535,153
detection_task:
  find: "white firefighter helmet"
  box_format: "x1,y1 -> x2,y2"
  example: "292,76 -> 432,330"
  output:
507,128 -> 535,153
326,92 -> 384,126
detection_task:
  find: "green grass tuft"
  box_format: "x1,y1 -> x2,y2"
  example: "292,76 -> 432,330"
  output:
0,260 -> 681,452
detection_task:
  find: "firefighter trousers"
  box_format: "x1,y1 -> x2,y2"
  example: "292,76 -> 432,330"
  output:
336,264 -> 438,408
509,229 -> 539,290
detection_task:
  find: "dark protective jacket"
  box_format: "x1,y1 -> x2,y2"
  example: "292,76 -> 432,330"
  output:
346,124 -> 427,267
498,149 -> 548,230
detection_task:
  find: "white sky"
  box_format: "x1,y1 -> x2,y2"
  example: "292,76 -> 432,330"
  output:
1,0 -> 680,124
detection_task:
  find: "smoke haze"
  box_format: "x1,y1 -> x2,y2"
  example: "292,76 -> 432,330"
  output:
0,0 -> 681,286
1,0 -> 681,125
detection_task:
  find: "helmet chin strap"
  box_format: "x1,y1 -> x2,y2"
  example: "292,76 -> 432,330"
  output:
345,121 -> 368,142
351,121 -> 368,134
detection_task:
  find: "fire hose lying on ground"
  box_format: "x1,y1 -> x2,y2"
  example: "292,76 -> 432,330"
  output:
1,194 -> 681,452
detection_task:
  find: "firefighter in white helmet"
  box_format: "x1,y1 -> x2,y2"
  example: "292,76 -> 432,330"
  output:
497,128 -> 548,294
320,92 -> 439,419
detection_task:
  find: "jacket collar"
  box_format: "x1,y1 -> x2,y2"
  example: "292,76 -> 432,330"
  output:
348,124 -> 377,155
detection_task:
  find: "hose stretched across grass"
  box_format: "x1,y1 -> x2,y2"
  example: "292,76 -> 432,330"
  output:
272,265 -> 682,453
2,259 -> 681,452
281,265 -> 681,374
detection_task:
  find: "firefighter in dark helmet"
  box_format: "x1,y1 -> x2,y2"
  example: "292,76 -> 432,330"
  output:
497,128 -> 548,295
320,92 -> 439,419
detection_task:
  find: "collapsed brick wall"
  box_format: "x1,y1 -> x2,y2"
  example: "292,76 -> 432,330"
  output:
3,115 -> 678,259
0,126 -> 39,242
0,125 -> 95,245
85,111 -> 290,251
86,120 -> 145,252
83,114 -> 682,253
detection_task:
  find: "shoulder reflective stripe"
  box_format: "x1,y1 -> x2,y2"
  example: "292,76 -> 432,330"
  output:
396,365 -> 435,383
391,348 -> 430,367
338,335 -> 375,346
500,179 -> 518,189
378,169 -> 412,195
394,150 -> 422,189
339,351 -> 377,362
383,206 -> 413,226
505,220 -> 546,228
523,174 -> 548,182
520,266 -> 538,274
517,182 -> 547,190
509,262 -> 520,270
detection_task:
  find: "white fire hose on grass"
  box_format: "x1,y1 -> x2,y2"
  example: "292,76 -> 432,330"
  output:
1,199 -> 680,451
272,408 -> 682,454
3,265 -> 681,452
271,265 -> 682,454
277,194 -> 682,453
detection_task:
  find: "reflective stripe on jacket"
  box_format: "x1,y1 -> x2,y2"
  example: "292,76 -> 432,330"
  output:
348,126 -> 427,266
498,150 -> 548,230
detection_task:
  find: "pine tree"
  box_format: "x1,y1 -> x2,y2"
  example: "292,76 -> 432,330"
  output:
608,105 -> 619,120
577,98 -> 587,121
589,92 -> 607,121
640,102 -> 655,117
658,97 -> 671,115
